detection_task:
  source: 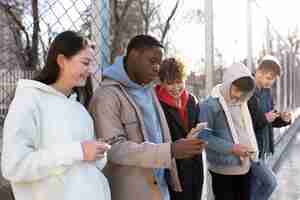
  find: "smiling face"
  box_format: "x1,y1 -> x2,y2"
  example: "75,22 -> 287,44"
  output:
161,79 -> 185,98
58,46 -> 95,88
158,57 -> 188,98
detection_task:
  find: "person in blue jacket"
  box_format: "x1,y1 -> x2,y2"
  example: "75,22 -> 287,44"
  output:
198,62 -> 258,200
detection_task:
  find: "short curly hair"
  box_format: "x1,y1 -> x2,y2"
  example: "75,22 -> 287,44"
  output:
159,57 -> 188,83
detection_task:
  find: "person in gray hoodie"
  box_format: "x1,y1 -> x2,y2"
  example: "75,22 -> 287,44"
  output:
198,63 -> 258,200
89,35 -> 206,200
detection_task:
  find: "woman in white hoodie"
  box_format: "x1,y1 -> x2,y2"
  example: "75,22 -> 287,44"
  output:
1,31 -> 111,200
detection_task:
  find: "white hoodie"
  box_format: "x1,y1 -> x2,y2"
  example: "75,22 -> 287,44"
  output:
1,79 -> 110,200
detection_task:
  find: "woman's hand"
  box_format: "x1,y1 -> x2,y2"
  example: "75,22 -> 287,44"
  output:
81,140 -> 111,161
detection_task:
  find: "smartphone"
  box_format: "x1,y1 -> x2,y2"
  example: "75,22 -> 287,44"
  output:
196,128 -> 214,141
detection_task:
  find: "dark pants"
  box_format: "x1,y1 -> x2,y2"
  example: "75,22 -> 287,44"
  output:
168,158 -> 203,200
210,169 -> 251,200
169,178 -> 203,200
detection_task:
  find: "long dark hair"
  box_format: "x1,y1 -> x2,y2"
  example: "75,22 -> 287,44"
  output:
35,30 -> 93,108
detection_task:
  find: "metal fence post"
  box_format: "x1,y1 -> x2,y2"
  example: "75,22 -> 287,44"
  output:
276,35 -> 282,110
283,53 -> 288,110
91,0 -> 110,84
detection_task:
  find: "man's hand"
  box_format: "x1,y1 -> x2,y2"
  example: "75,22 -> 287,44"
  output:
280,112 -> 292,122
265,110 -> 280,123
171,138 -> 207,159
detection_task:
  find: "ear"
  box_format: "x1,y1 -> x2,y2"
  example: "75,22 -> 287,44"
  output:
56,54 -> 66,71
255,69 -> 263,77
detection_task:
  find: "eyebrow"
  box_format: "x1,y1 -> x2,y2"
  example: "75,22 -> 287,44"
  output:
80,57 -> 92,62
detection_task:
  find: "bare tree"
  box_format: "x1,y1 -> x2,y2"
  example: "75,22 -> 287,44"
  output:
137,0 -> 180,51
138,0 -> 159,35
0,0 -> 40,69
109,0 -> 181,60
158,0 -> 179,45
110,0 -> 138,61
288,28 -> 300,54
30,0 -> 39,68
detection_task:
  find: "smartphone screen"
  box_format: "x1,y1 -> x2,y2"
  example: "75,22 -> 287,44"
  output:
196,128 -> 214,140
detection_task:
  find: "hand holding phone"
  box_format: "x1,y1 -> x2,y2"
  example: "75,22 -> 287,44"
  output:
196,128 -> 214,141
171,137 -> 207,159
187,122 -> 208,138
265,110 -> 280,122
280,111 -> 292,122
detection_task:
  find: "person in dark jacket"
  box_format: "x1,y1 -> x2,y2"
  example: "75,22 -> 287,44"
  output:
155,57 -> 206,200
248,55 -> 292,159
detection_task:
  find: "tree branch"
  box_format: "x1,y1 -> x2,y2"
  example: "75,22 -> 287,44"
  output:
160,0 -> 179,44
31,0 -> 39,68
0,2 -> 30,50
138,0 -> 159,34
119,0 -> 135,22
113,0 -> 120,24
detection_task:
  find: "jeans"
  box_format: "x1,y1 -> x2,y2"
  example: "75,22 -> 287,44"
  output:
250,161 -> 277,200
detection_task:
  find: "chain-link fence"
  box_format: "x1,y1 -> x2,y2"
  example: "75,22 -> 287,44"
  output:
0,0 -> 110,123
0,0 -> 191,124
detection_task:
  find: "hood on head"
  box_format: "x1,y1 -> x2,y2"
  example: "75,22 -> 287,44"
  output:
221,62 -> 255,103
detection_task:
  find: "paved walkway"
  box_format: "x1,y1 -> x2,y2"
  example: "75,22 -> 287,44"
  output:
271,132 -> 300,200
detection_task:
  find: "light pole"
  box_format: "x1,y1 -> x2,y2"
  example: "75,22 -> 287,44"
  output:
204,0 -> 214,96
246,0 -> 253,72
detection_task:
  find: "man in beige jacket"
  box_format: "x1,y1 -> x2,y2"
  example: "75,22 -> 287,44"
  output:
89,35 -> 206,200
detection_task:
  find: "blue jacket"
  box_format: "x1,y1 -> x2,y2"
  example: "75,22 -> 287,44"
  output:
198,97 -> 241,167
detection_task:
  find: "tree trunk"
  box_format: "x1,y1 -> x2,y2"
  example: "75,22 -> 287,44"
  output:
31,0 -> 39,69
